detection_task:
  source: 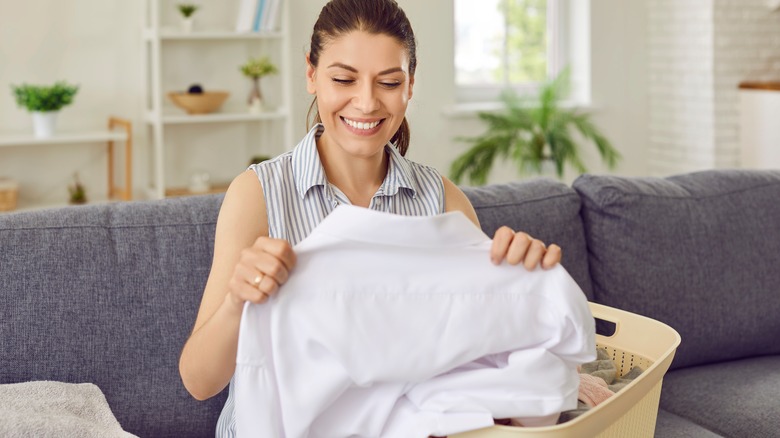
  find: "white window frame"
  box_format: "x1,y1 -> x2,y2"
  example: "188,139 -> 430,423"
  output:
453,0 -> 589,106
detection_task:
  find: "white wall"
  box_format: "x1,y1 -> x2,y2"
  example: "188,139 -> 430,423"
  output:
5,0 -> 771,209
647,0 -> 780,176
0,1 -> 142,206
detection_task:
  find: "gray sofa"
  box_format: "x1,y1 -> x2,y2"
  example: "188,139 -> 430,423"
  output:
2,169 -> 779,437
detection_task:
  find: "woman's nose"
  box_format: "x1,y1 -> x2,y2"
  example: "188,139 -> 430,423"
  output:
352,83 -> 380,114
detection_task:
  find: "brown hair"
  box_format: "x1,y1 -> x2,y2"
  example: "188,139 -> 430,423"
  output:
305,0 -> 417,156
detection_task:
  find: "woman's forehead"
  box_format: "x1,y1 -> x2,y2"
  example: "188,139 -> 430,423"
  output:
318,31 -> 410,72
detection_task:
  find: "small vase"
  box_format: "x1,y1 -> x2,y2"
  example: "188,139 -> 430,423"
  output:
188,170 -> 211,194
32,111 -> 58,138
181,17 -> 194,33
247,77 -> 264,114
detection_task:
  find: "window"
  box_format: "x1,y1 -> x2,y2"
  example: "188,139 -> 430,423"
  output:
454,0 -> 572,103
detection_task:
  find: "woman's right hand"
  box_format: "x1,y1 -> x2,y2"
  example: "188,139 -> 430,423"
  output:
227,236 -> 297,309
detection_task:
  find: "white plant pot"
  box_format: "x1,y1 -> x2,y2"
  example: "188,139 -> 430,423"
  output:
32,111 -> 58,138
248,97 -> 264,114
188,170 -> 211,194
181,17 -> 194,33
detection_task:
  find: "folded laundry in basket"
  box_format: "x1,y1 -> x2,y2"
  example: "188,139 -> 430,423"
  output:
578,373 -> 614,407
556,348 -> 645,423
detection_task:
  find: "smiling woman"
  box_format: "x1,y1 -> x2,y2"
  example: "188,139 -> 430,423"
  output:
304,31 -> 414,201
177,0 -> 565,436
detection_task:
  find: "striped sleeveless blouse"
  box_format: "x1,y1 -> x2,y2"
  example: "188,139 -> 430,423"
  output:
215,123 -> 445,436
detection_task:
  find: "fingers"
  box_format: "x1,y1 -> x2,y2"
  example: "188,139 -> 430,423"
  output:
244,238 -> 296,284
229,264 -> 270,305
522,239 -> 547,271
490,226 -> 516,265
229,238 -> 297,307
541,244 -> 562,270
506,232 -> 533,266
491,227 -> 562,270
252,237 -> 297,272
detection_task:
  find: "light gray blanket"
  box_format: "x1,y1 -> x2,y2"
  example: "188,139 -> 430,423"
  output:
0,381 -> 137,438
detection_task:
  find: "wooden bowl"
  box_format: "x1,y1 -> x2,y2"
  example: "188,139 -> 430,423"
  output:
168,91 -> 229,114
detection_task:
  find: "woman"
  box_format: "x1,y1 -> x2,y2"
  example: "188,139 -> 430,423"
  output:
179,0 -> 562,434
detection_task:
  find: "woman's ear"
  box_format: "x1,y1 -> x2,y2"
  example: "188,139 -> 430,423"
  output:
407,75 -> 415,101
306,53 -> 317,95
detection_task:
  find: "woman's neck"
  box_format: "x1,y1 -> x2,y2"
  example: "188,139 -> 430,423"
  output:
316,137 -> 388,208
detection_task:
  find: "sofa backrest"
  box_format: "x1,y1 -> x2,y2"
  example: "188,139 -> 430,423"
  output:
0,195 -> 227,438
462,179 -> 594,300
574,169 -> 780,369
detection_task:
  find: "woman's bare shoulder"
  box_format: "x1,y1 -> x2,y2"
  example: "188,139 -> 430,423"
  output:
441,175 -> 480,227
216,169 -> 268,239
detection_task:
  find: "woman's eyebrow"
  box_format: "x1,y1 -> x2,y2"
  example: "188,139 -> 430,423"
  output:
327,63 -> 404,75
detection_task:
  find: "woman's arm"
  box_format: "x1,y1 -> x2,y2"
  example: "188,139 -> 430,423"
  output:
179,169 -> 295,400
442,176 -> 561,270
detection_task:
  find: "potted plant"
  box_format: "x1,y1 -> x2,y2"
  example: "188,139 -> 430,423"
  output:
450,70 -> 620,184
177,3 -> 199,33
68,173 -> 87,205
240,56 -> 278,113
11,81 -> 79,138
248,155 -> 272,166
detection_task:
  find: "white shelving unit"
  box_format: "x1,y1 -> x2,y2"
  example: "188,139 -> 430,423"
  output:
0,131 -> 126,148
0,117 -> 133,212
141,0 -> 293,199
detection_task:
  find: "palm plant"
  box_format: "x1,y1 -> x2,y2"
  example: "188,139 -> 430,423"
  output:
450,70 -> 620,184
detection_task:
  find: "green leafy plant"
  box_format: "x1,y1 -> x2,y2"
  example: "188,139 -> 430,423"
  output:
450,69 -> 620,184
11,81 -> 79,112
68,173 -> 87,204
177,3 -> 199,18
248,155 -> 271,166
240,56 -> 278,79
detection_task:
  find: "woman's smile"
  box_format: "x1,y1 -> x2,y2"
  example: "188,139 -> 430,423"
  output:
340,116 -> 386,136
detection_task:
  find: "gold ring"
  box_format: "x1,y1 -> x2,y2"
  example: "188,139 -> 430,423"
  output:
252,275 -> 263,288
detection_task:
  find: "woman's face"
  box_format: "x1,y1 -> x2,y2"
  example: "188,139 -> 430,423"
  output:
307,30 -> 414,159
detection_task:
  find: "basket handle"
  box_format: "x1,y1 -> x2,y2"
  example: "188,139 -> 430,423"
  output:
588,302 -> 682,360
589,302 -> 621,338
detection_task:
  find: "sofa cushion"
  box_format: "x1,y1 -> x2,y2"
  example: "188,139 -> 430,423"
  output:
462,179 -> 594,300
0,195 -> 227,438
654,409 -> 724,438
574,170 -> 780,369
660,355 -> 780,437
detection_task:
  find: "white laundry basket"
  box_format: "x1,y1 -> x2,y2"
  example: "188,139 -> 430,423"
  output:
451,302 -> 681,438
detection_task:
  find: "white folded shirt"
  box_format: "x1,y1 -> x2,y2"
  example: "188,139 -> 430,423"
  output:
235,205 -> 596,438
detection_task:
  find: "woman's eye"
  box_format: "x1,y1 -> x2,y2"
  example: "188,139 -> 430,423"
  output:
380,82 -> 401,89
332,78 -> 354,85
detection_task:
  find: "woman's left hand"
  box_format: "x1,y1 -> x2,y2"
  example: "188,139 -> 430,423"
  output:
490,226 -> 562,270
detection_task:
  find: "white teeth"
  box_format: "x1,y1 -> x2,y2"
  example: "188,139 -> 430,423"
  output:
344,118 -> 380,130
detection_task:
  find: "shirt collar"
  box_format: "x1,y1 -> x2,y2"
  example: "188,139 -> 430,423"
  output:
292,124 -> 328,199
291,124 -> 418,200
309,204 -> 489,248
378,140 -> 418,198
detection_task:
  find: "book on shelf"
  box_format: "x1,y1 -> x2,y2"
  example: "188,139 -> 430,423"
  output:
236,0 -> 282,33
263,0 -> 281,31
235,0 -> 257,32
252,0 -> 266,32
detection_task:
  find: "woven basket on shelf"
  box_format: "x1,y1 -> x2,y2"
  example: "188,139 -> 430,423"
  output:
0,178 -> 19,212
